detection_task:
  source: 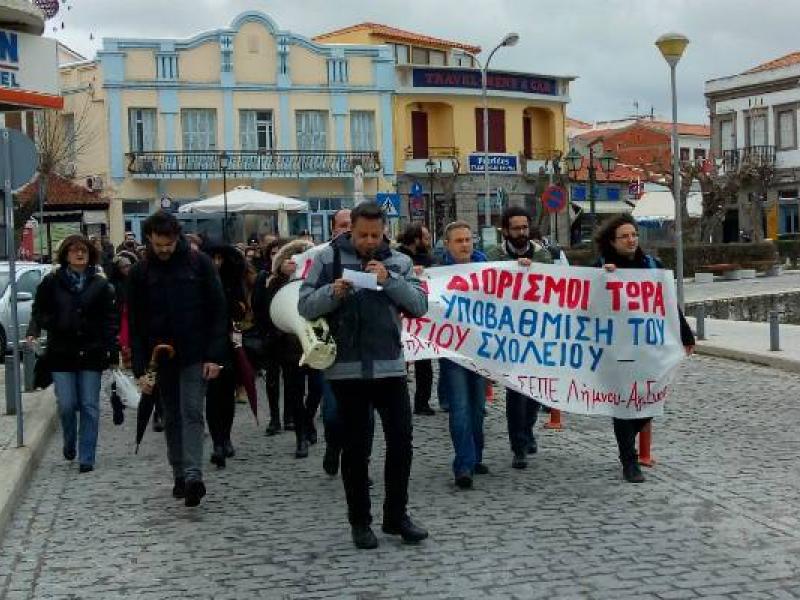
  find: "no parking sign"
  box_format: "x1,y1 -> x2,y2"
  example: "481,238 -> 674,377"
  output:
542,185 -> 567,214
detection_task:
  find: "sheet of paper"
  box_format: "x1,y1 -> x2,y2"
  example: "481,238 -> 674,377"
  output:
342,268 -> 379,290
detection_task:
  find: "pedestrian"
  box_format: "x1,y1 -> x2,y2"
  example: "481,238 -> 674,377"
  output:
299,202 -> 429,550
594,213 -> 695,483
396,222 -> 436,416
438,221 -> 490,489
107,252 -> 136,425
487,206 -> 552,470
261,238 -> 322,458
253,237 -> 291,435
204,243 -> 247,469
127,211 -> 228,507
27,234 -> 118,473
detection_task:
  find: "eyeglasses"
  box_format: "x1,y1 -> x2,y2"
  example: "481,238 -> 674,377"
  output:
615,233 -> 639,240
508,226 -> 529,233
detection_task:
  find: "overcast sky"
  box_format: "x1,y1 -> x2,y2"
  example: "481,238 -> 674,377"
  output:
49,0 -> 800,124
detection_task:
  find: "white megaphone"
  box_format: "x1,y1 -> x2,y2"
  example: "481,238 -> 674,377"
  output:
269,279 -> 337,370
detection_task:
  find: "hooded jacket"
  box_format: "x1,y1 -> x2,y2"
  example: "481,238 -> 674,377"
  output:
298,233 -> 427,380
127,236 -> 228,377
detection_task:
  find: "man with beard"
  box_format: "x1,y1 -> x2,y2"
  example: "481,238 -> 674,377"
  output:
486,207 -> 552,470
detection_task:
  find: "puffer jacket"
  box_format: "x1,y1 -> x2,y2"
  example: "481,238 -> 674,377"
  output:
30,266 -> 118,372
298,233 -> 427,380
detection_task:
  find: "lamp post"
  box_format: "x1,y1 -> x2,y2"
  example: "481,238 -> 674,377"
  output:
219,150 -> 230,242
425,158 -> 440,240
565,146 -> 618,240
656,32 -> 690,309
467,32 -> 519,248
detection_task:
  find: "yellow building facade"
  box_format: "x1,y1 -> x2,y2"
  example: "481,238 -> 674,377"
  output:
315,23 -> 573,243
59,11 -> 395,243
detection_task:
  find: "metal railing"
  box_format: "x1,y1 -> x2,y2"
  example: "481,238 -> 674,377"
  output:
721,145 -> 776,171
404,146 -> 459,160
126,150 -> 381,176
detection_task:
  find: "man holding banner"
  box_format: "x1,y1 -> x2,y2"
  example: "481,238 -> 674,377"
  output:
487,207 -> 553,470
594,214 -> 695,483
439,221 -> 491,489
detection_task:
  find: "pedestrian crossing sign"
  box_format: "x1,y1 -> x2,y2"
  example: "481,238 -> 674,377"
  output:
376,193 -> 401,218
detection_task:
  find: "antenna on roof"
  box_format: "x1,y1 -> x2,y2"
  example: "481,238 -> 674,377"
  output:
633,100 -> 639,117
650,106 -> 655,120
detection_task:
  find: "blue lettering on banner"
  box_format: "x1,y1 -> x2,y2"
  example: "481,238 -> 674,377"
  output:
468,154 -> 518,173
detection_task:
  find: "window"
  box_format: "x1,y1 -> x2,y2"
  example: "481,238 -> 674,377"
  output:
62,113 -> 76,163
679,147 -> 691,161
694,148 -> 707,160
16,270 -> 41,295
452,53 -> 473,67
350,111 -> 376,152
746,112 -> 767,146
475,108 -> 506,153
156,53 -> 179,80
777,109 -> 797,150
128,108 -> 157,152
411,46 -> 428,64
720,119 -> 735,152
296,110 -> 328,151
428,49 -> 446,66
181,109 -> 217,151
240,110 -> 274,151
391,43 -> 409,64
779,191 -> 800,235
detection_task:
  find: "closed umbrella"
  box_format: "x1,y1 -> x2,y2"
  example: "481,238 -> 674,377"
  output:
135,344 -> 175,453
233,345 -> 258,424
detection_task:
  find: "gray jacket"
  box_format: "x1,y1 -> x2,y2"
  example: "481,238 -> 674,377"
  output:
298,233 -> 427,380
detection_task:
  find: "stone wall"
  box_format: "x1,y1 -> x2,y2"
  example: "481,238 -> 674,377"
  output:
685,291 -> 800,324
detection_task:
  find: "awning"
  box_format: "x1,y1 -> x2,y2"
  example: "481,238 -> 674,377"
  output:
572,201 -> 634,215
632,187 -> 702,221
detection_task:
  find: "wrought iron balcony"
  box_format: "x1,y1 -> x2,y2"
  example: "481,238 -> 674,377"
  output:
722,145 -> 776,171
403,146 -> 460,160
125,150 -> 381,178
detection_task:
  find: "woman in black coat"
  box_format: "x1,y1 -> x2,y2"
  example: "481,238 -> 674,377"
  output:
594,214 -> 695,484
28,235 -> 118,473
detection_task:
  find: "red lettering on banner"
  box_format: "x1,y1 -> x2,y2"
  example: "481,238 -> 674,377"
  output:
606,280 -> 665,316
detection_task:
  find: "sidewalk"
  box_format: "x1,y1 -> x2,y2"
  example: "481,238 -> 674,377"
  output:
0,371 -> 57,538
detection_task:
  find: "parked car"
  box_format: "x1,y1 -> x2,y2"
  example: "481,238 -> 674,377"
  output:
0,262 -> 53,360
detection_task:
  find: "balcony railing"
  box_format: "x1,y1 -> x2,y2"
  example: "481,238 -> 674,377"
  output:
722,145 -> 776,171
403,146 -> 459,160
126,150 -> 381,177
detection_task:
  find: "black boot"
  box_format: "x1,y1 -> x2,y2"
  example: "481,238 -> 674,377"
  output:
622,460 -> 645,483
172,477 -> 186,499
351,524 -> 378,549
265,420 -> 281,436
323,445 -> 340,475
210,445 -> 226,469
185,480 -> 206,507
110,392 -> 125,426
223,440 -> 235,458
295,439 -> 309,459
382,516 -> 429,543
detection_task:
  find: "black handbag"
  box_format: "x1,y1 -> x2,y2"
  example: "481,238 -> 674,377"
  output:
33,353 -> 53,390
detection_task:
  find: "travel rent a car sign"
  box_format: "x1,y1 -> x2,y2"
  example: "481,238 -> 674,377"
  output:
0,28 -> 61,109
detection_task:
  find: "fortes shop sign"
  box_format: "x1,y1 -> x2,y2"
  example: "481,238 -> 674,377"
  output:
412,68 -> 558,96
0,29 -> 22,88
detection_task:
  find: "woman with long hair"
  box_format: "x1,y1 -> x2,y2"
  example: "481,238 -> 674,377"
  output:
594,214 -> 695,483
27,235 -> 118,473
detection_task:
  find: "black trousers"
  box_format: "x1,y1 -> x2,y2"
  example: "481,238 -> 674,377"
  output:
413,360 -> 433,410
206,367 -> 235,448
613,417 -> 651,464
506,389 -> 540,454
264,359 -> 281,424
330,377 -> 413,527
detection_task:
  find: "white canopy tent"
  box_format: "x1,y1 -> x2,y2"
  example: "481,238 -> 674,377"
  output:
178,186 -> 308,236
632,184 -> 702,221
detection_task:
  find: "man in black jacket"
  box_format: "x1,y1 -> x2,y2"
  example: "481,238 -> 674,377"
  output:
128,211 -> 227,507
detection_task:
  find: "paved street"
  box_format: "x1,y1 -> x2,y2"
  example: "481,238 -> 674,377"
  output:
684,270 -> 800,303
1,356 -> 799,600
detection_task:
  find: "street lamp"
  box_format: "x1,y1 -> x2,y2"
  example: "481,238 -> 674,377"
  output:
565,146 -> 618,240
425,158 -> 440,239
467,32 -> 519,248
656,32 -> 689,309
219,150 -> 230,243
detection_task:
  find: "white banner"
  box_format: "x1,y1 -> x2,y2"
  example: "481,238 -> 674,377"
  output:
294,251 -> 686,418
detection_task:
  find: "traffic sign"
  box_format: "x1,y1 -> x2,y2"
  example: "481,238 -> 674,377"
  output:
542,184 -> 567,214
376,192 -> 401,218
410,181 -> 423,197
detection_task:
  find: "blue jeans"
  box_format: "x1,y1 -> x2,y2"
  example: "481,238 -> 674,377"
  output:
506,389 -> 540,455
52,371 -> 102,467
439,359 -> 485,476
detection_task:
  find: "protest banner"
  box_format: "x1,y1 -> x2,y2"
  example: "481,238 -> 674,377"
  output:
293,249 -> 686,419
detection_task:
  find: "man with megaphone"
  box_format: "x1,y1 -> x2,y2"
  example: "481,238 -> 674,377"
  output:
299,202 -> 429,550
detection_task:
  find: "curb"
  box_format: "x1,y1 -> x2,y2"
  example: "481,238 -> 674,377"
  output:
0,388 -> 57,539
694,343 -> 800,375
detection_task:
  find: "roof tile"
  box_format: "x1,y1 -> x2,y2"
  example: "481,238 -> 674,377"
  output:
744,52 -> 800,74
314,23 -> 481,54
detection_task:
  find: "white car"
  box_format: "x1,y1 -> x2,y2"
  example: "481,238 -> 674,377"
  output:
0,262 -> 54,358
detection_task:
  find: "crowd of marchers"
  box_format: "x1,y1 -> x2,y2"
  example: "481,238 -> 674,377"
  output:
25,203 -> 694,550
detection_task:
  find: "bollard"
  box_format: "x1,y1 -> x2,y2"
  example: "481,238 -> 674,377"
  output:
696,304 -> 706,341
544,408 -> 564,430
22,344 -> 36,392
769,310 -> 780,351
4,350 -> 15,415
638,422 -> 655,467
485,381 -> 494,405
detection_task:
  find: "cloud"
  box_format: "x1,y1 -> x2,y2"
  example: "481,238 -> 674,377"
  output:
50,0 -> 800,123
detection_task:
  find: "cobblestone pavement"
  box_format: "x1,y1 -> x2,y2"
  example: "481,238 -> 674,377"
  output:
1,356 -> 799,600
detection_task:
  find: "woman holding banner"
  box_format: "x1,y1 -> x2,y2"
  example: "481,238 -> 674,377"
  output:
594,214 -> 695,484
